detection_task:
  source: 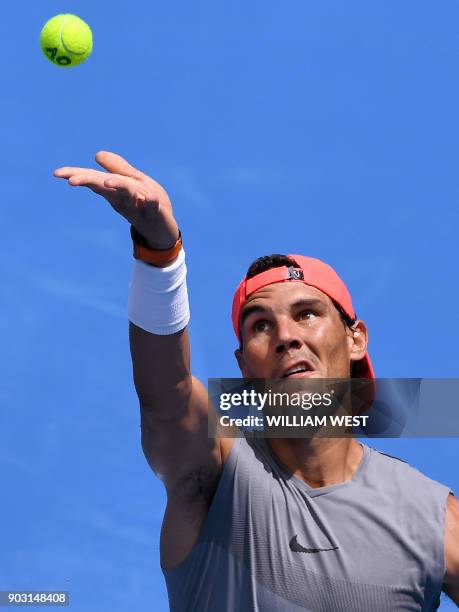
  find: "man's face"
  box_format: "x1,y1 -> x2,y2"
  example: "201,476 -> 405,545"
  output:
234,281 -> 368,379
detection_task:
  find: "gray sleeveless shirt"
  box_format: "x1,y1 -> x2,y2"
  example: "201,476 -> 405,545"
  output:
162,437 -> 451,611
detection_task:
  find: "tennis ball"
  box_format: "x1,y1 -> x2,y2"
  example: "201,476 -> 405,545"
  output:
40,14 -> 93,67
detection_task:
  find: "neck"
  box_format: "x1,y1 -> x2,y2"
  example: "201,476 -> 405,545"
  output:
267,437 -> 363,488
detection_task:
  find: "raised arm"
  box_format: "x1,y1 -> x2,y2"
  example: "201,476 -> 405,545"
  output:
54,152 -> 234,568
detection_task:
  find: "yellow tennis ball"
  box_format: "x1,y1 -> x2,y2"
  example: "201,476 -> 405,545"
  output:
40,14 -> 93,67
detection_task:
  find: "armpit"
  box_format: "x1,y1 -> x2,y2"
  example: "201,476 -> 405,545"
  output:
172,465 -> 221,509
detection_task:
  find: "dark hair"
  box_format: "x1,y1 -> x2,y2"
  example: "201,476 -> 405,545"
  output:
240,254 -> 358,373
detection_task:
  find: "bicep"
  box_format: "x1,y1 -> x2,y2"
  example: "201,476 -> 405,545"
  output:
140,375 -> 224,492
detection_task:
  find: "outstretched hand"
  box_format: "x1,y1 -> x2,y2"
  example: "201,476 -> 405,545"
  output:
54,151 -> 179,249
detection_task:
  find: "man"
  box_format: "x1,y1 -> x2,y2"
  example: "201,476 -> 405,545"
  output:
54,152 -> 459,611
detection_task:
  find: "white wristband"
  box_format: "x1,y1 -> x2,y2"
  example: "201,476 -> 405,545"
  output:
128,248 -> 190,335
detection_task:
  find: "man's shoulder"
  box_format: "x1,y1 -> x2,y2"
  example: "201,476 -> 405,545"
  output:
365,443 -> 453,497
366,445 -> 409,468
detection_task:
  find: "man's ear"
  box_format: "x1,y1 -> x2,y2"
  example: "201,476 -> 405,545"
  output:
348,320 -> 368,365
234,347 -> 250,378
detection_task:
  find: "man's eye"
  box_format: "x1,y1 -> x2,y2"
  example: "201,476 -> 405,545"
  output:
253,320 -> 269,332
299,310 -> 314,320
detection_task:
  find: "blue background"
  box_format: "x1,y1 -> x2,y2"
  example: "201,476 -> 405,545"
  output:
1,1 -> 458,610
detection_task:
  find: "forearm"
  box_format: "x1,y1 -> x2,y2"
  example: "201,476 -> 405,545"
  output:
128,245 -> 193,417
129,322 -> 192,415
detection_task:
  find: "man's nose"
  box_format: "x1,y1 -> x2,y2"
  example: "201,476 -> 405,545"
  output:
274,318 -> 302,353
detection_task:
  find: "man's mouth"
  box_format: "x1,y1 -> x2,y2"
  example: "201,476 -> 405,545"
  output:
281,361 -> 315,378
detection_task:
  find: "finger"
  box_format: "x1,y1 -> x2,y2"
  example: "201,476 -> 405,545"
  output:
95,151 -> 146,181
66,170 -> 111,188
67,174 -> 144,212
54,166 -> 98,178
64,172 -> 118,200
63,170 -> 147,204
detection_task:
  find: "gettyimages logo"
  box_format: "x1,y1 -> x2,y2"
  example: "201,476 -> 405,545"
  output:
218,388 -> 334,411
209,377 -> 372,438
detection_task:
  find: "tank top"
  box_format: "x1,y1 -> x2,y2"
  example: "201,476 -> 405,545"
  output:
162,436 -> 451,611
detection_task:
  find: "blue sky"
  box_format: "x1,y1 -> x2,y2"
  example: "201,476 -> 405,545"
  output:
1,1 -> 458,610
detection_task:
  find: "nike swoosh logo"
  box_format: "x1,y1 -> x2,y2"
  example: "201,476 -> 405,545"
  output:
289,535 -> 339,554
